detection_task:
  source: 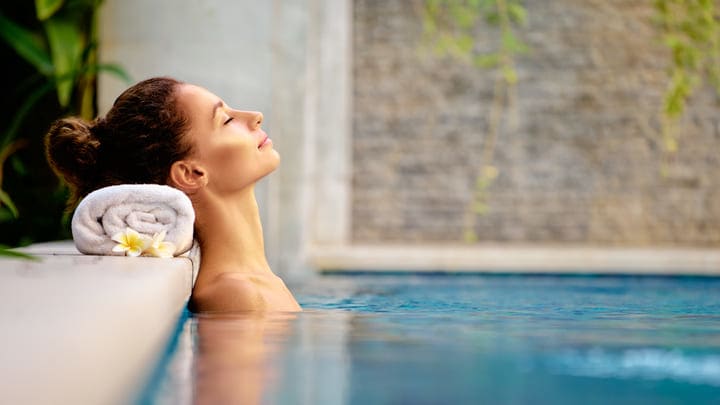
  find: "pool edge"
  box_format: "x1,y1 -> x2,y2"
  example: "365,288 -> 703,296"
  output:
310,244 -> 720,276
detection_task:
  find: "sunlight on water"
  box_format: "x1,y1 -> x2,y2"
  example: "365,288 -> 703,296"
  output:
552,348 -> 720,386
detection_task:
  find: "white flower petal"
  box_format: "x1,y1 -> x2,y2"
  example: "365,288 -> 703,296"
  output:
141,237 -> 152,250
145,240 -> 176,258
157,243 -> 175,257
127,247 -> 143,257
111,232 -> 126,244
150,230 -> 168,248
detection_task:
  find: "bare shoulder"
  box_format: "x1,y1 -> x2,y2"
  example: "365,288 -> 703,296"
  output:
191,272 -> 267,312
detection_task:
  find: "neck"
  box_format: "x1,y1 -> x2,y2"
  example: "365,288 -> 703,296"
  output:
192,186 -> 271,278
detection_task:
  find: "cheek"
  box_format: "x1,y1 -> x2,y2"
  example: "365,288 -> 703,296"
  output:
213,141 -> 255,167
204,139 -> 278,188
209,145 -> 257,180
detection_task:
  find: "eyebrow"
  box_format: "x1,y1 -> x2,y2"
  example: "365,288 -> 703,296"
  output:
211,100 -> 224,122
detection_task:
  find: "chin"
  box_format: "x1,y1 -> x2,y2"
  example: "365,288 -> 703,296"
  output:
269,151 -> 281,170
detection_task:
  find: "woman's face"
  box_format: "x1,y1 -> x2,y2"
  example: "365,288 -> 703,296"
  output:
177,84 -> 279,194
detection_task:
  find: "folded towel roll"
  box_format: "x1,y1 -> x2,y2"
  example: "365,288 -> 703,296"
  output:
72,184 -> 195,256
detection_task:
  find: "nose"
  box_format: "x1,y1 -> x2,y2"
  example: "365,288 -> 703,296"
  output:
235,110 -> 263,130
250,111 -> 263,130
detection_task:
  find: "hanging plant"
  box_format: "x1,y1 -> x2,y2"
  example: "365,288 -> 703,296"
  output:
421,0 -> 529,242
653,0 -> 720,173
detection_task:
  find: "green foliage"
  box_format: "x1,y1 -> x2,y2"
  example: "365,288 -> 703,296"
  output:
0,12 -> 53,75
0,244 -> 38,260
421,0 -> 529,242
0,1 -> 130,251
422,0 -> 529,68
35,0 -> 65,21
45,17 -> 85,107
654,0 -> 720,157
0,190 -> 19,218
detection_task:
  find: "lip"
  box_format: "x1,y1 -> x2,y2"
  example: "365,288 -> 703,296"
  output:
258,134 -> 271,149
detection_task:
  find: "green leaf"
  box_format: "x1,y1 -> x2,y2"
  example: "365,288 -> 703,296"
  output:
473,201 -> 488,214
479,0 -> 495,9
485,11 -> 499,25
44,16 -> 85,107
425,0 -> 442,12
0,245 -> 39,261
76,63 -> 131,118
655,0 -> 669,16
0,189 -> 19,218
502,65 -> 518,84
450,2 -> 477,30
0,12 -> 53,75
474,53 -> 500,68
89,62 -> 133,84
36,0 -> 65,20
456,34 -> 474,54
508,3 -> 527,25
663,71 -> 696,118
69,0 -> 106,8
0,207 -> 14,223
476,176 -> 490,190
502,31 -> 529,54
10,156 -> 27,176
79,76 -> 94,119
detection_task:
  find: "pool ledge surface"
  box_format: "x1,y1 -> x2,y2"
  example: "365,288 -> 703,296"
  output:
0,241 -> 195,405
310,244 -> 720,275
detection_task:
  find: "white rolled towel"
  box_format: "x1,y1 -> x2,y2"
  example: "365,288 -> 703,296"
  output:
71,184 -> 195,256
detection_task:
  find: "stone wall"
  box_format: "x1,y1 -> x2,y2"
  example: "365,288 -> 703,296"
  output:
352,0 -> 720,246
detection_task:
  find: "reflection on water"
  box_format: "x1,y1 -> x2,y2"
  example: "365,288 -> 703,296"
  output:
148,275 -> 720,405
193,313 -> 297,405
149,310 -> 353,405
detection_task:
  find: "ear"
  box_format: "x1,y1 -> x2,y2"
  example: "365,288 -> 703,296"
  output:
169,160 -> 208,194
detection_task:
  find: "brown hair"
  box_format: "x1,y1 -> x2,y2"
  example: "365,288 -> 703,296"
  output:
45,76 -> 192,208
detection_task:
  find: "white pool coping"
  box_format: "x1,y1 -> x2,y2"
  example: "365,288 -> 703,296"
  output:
310,244 -> 720,276
0,241 -> 196,405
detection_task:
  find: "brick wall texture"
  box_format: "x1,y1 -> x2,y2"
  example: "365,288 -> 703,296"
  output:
351,0 -> 720,246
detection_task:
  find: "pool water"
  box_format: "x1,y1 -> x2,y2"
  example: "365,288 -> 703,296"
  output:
146,274 -> 720,404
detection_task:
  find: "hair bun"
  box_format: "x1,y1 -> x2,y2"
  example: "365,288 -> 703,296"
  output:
44,117 -> 101,197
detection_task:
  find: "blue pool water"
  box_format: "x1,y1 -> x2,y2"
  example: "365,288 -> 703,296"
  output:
147,274 -> 720,404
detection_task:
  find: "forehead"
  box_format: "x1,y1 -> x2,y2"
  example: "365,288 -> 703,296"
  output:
176,84 -> 221,118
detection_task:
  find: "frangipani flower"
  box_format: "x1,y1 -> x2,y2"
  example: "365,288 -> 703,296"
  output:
112,227 -> 151,257
145,230 -> 176,258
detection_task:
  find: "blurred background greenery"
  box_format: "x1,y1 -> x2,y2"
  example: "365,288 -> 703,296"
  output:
0,0 -> 128,253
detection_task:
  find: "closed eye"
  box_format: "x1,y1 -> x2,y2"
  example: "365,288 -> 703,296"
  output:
223,117 -> 234,125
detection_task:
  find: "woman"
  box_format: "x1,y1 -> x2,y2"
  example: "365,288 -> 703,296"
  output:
45,76 -> 301,312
